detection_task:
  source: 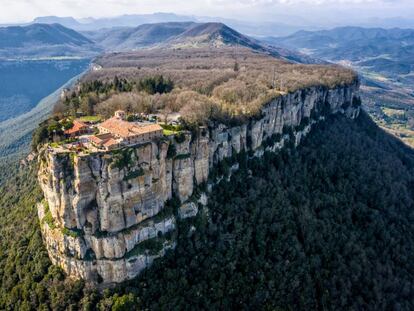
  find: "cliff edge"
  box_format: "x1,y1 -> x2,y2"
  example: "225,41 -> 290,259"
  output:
37,81 -> 361,285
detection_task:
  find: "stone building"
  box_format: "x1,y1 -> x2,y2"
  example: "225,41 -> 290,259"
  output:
90,111 -> 163,150
64,120 -> 90,138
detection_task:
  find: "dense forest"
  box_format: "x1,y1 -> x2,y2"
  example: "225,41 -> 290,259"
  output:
1,111 -> 414,310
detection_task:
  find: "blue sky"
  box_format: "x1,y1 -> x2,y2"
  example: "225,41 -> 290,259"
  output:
1,0 -> 414,25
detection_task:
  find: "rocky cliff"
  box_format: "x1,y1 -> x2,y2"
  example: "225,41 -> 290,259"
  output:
37,81 -> 361,285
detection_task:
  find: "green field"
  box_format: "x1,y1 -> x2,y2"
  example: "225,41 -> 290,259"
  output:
381,107 -> 406,117
78,115 -> 102,123
160,123 -> 183,136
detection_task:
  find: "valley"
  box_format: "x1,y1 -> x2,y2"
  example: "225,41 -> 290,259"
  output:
0,59 -> 90,160
1,11 -> 414,309
263,27 -> 414,146
0,23 -> 95,162
0,59 -> 90,122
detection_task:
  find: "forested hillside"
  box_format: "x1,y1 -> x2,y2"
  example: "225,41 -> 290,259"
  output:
1,112 -> 414,310
0,59 -> 90,161
0,23 -> 99,59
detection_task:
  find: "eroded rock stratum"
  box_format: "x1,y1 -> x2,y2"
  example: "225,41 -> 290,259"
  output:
37,83 -> 361,285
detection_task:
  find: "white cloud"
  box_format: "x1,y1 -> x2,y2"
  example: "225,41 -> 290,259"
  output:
208,0 -> 399,4
0,0 -> 412,24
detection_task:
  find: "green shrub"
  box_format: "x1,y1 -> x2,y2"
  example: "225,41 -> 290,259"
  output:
62,227 -> 83,238
123,168 -> 145,181
165,196 -> 181,213
167,144 -> 177,159
125,237 -> 166,257
295,117 -> 310,132
174,133 -> 186,144
352,96 -> 362,108
282,125 -> 294,137
43,210 -> 56,230
263,133 -> 282,148
151,204 -> 174,223
160,124 -> 183,132
174,153 -> 191,160
137,75 -> 174,95
126,114 -> 136,122
112,293 -> 140,311
112,148 -> 135,169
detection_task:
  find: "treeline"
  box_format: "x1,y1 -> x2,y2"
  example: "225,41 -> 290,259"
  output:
31,117 -> 74,150
2,112 -> 414,310
137,75 -> 173,95
30,75 -> 175,150
79,77 -> 134,95
55,75 -> 174,117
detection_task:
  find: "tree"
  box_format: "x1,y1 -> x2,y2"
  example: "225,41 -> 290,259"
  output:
137,75 -> 174,95
80,93 -> 98,116
111,294 -> 140,311
233,61 -> 239,72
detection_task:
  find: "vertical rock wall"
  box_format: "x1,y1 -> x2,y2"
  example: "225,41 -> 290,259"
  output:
37,82 -> 361,285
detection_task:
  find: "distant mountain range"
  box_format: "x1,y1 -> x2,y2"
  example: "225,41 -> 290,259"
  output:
29,14 -> 308,37
263,27 -> 414,76
86,22 -> 266,50
0,23 -> 100,59
26,13 -> 414,35
3,12 -> 414,38
85,22 -> 320,64
0,23 -> 92,47
0,22 -> 317,63
261,26 -> 414,150
4,22 -> 413,72
33,13 -> 195,32
83,22 -> 195,50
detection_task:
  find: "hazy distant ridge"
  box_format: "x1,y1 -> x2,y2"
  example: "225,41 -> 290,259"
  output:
83,21 -> 319,64
264,26 -> 414,75
0,23 -> 100,59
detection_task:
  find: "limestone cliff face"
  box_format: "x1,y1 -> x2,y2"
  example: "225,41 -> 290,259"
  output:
37,82 -> 361,285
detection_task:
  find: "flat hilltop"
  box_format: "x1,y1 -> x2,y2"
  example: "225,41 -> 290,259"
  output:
34,47 -> 357,150
71,47 -> 357,123
89,47 -> 356,92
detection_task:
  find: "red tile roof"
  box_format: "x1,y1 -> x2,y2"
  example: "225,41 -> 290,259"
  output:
64,120 -> 88,135
103,138 -> 119,148
89,133 -> 115,146
99,117 -> 162,138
